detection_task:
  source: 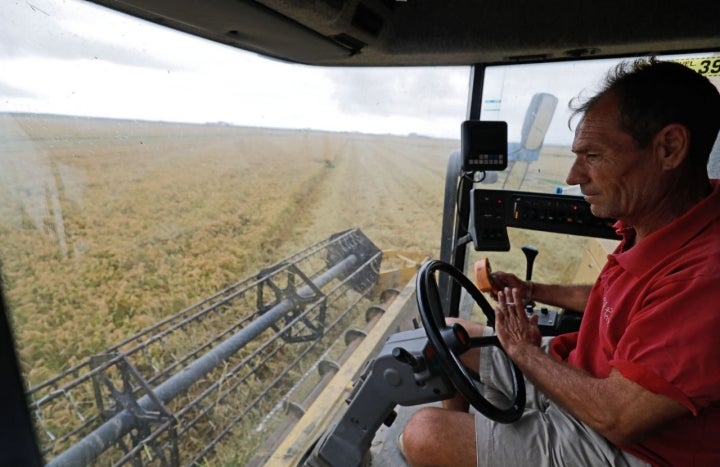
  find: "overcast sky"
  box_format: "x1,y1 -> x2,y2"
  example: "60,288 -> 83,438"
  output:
2,0 -> 716,144
0,0 -> 472,139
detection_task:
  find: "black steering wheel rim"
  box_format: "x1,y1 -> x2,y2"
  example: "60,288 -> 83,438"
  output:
416,259 -> 525,423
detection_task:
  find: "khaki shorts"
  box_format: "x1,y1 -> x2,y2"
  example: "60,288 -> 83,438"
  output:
474,331 -> 650,467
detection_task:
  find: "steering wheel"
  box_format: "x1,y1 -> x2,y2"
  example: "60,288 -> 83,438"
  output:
416,259 -> 525,423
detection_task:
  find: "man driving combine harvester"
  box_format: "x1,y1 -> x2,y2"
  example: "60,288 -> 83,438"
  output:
401,58 -> 720,466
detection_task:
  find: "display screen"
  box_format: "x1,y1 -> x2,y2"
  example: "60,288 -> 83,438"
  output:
461,120 -> 508,171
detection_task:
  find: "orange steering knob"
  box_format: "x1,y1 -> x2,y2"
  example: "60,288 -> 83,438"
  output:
474,258 -> 499,294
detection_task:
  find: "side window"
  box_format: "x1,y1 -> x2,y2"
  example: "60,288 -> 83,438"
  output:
468,54 -> 720,294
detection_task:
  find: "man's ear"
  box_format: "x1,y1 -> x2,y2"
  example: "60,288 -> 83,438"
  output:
654,123 -> 690,170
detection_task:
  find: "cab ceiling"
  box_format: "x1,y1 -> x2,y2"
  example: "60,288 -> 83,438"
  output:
88,0 -> 720,66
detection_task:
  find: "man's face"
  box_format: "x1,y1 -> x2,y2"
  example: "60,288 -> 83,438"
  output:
567,92 -> 661,223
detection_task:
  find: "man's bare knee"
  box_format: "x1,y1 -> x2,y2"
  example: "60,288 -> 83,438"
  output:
402,407 -> 446,465
402,407 -> 476,467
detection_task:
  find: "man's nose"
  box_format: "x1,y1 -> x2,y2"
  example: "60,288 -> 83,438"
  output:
566,158 -> 587,186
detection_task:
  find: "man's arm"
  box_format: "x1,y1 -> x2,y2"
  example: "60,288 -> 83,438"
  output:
513,345 -> 686,445
495,288 -> 687,446
491,271 -> 592,312
534,282 -> 592,312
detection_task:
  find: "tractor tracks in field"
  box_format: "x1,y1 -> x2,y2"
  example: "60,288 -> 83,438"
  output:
292,135 -> 454,253
253,161 -> 333,260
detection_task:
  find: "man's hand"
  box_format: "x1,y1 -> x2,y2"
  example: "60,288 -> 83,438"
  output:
493,289 -> 687,447
494,287 -> 541,355
489,272 -> 531,302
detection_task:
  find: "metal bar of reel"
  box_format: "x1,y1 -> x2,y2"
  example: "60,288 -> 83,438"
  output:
47,254 -> 360,467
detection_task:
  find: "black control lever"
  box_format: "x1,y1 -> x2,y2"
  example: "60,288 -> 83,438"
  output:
518,245 -> 581,335
392,347 -> 425,372
521,245 -> 538,282
521,245 -> 538,308
520,245 -> 554,331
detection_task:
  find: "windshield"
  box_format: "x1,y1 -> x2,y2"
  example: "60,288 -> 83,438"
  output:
1,0 -> 468,464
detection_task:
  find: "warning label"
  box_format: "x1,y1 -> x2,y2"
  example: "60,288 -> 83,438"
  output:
673,57 -> 720,76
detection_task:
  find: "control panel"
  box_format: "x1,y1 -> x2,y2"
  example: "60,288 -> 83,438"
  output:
470,189 -> 619,251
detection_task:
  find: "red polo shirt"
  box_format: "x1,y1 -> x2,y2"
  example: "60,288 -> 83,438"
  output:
550,180 -> 720,466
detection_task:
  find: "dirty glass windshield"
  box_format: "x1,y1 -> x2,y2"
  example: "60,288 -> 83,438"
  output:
1,0 -> 468,464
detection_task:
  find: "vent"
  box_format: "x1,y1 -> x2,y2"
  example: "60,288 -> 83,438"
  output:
352,3 -> 384,36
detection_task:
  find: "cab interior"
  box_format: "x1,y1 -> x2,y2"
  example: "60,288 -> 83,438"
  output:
1,1 -> 718,466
